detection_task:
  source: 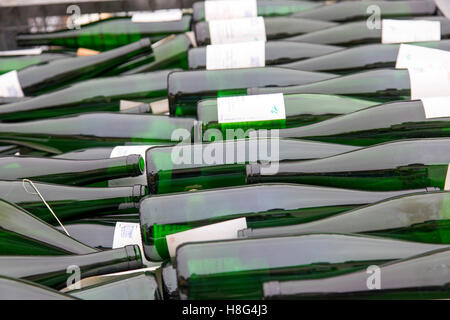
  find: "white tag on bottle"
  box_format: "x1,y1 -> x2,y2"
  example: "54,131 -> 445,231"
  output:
396,44 -> 450,71
109,145 -> 152,187
206,41 -> 265,70
421,96 -> 450,119
0,71 -> 24,97
209,17 -> 266,45
382,19 -> 441,44
166,218 -> 247,260
204,0 -> 257,21
119,100 -> 144,111
131,9 -> 183,23
217,93 -> 286,124
0,48 -> 44,56
409,69 -> 450,100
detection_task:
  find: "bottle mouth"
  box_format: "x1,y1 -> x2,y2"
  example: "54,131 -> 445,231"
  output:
126,154 -> 145,176
131,184 -> 148,206
123,244 -> 143,270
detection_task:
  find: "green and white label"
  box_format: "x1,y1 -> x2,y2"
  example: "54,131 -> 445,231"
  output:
109,145 -> 152,187
209,17 -> 266,45
0,71 -> 24,97
131,9 -> 183,22
166,218 -> 247,260
217,93 -> 285,124
421,96 -> 450,119
206,41 -> 265,70
204,0 -> 257,21
382,19 -> 441,44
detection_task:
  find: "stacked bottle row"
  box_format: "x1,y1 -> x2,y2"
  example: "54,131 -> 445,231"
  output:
1,0 -> 450,300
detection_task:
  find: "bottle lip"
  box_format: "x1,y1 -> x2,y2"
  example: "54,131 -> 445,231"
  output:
123,244 -> 143,270
126,154 -> 145,176
131,184 -> 147,205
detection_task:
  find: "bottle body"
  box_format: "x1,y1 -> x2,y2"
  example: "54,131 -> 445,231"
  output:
140,184 -> 432,261
175,234 -> 445,299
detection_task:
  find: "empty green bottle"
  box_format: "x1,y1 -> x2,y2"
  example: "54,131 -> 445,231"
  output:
0,276 -> 76,300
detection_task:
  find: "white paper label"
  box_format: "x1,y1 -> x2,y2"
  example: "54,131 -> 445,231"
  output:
166,218 -> 247,260
217,93 -> 285,124
131,9 -> 183,23
396,44 -> 450,71
109,145 -> 152,187
445,164 -> 450,191
120,100 -> 144,111
206,41 -> 265,70
204,0 -> 257,21
0,48 -> 43,56
408,69 -> 450,100
421,96 -> 450,119
0,71 -> 24,98
209,17 -> 266,45
382,19 -> 441,44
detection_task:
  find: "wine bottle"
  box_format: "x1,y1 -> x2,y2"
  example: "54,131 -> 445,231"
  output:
0,245 -> 142,289
113,33 -> 194,75
0,155 -> 143,186
188,41 -> 343,70
68,271 -> 160,300
0,113 -> 199,154
0,69 -> 176,122
246,138 -> 450,191
241,190 -> 450,241
140,184 -> 432,261
145,139 -> 360,194
291,1 -> 437,22
198,93 -> 379,131
0,276 -> 76,300
247,69 -> 411,101
0,180 -> 146,223
0,52 -> 72,75
280,40 -> 450,74
16,15 -> 192,51
194,16 -> 338,46
175,233 -> 446,299
168,68 -> 337,116
285,16 -> 450,46
162,262 -> 179,300
16,38 -> 153,95
192,0 -> 322,22
273,100 -> 450,146
263,247 -> 450,300
0,199 -> 98,255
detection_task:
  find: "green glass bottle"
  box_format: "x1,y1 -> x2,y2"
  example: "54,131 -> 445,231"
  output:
280,40 -> 450,74
198,93 -> 379,132
0,113 -> 199,154
0,155 -> 143,186
162,262 -> 179,300
273,100 -> 450,146
140,183 -> 433,262
145,139 -> 360,194
241,191 -> 450,241
291,1 -> 437,22
175,234 -> 446,299
0,69 -> 175,122
67,271 -> 161,300
0,52 -> 72,75
0,180 -> 146,223
188,41 -> 343,70
247,69 -> 411,101
0,199 -> 98,255
263,247 -> 450,300
246,138 -> 450,191
17,38 -> 153,95
0,245 -> 142,289
16,15 -> 192,51
192,0 -> 322,22
114,33 -> 194,74
285,16 -> 450,46
168,68 -> 337,116
0,276 -> 76,300
194,16 -> 338,46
